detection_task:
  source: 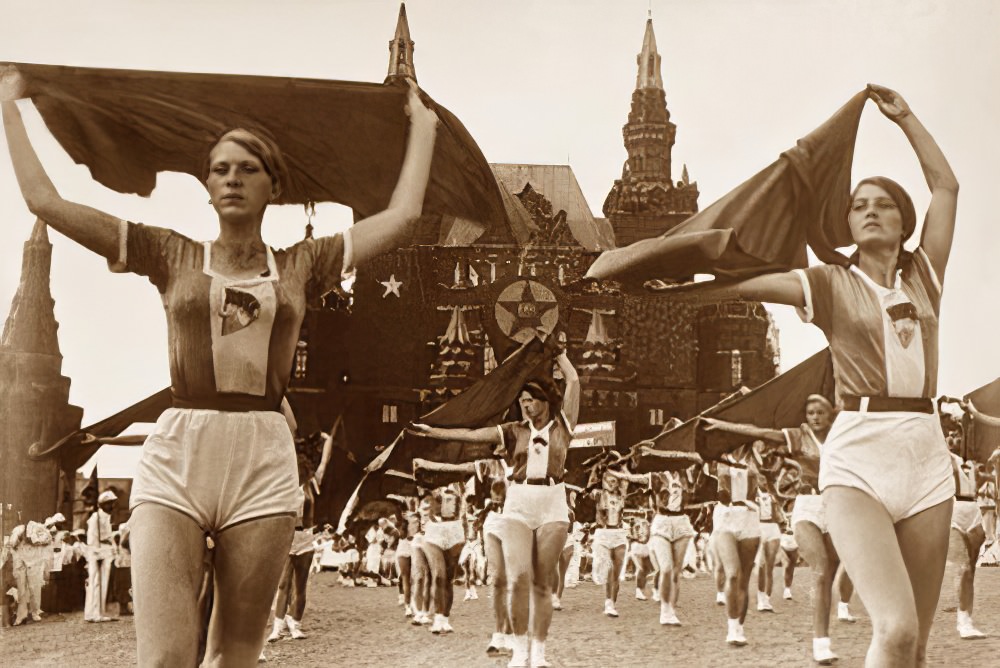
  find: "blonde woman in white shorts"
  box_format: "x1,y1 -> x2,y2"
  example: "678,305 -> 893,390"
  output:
665,85 -> 958,667
410,351 -> 579,668
1,67 -> 439,665
647,468 -> 697,626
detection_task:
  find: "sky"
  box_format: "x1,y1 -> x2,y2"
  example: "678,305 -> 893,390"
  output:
1,0 -> 998,453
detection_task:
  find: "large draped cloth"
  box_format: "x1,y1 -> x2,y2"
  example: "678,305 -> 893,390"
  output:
587,91 -> 868,288
640,348 -> 836,462
964,377 -> 1000,463
11,62 -> 507,231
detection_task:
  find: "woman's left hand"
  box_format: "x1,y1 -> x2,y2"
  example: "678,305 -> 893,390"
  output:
868,83 -> 911,122
404,80 -> 438,130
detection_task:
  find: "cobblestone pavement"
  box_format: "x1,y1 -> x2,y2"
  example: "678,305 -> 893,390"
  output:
4,564 -> 1000,667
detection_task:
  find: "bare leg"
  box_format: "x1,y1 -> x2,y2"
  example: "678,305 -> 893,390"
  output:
795,520 -> 837,638
669,537 -> 692,609
500,520 -> 534,637
443,544 -> 463,617
757,539 -> 780,597
530,521 -> 569,640
825,486 -> 950,668
396,554 -> 412,606
484,532 -> 510,635
783,547 -> 798,589
607,544 -> 626,605
204,515 -> 295,668
410,546 -> 430,618
130,504 -> 209,667
423,542 -> 447,619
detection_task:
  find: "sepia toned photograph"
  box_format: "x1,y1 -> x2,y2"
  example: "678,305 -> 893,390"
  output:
1,1 -> 998,665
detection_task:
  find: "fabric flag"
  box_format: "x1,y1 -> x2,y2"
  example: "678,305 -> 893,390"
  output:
10,62 -> 507,233
81,465 -> 99,510
642,348 -> 835,462
586,91 -> 868,288
964,377 -> 1000,463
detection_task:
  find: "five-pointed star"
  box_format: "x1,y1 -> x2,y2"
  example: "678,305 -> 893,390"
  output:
379,274 -> 403,298
495,280 -> 557,337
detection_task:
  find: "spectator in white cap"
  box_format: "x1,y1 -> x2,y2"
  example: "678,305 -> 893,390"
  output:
85,490 -> 118,622
44,512 -> 67,575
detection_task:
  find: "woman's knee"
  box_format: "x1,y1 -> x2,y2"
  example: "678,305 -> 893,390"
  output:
873,617 -> 919,657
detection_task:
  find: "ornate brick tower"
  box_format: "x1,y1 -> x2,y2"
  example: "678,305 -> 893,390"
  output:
0,221 -> 83,524
604,15 -> 699,247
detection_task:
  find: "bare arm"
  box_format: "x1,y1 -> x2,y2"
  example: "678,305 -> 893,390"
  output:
347,81 -> 439,268
650,270 -> 805,308
556,351 -> 580,430
700,417 -> 785,443
408,423 -> 502,445
1,68 -> 121,259
315,431 -> 334,486
868,84 -> 958,282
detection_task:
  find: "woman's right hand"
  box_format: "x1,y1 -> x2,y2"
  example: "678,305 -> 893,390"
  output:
408,423 -> 433,437
0,65 -> 28,102
403,80 -> 438,131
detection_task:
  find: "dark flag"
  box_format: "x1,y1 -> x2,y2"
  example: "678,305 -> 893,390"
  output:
963,377 -> 1000,463
9,62 -> 508,234
81,465 -> 99,510
586,91 -> 868,288
640,348 -> 835,462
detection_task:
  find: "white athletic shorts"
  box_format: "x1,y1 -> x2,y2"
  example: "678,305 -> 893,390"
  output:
650,514 -> 695,543
423,520 -> 466,551
820,409 -> 953,523
631,542 -> 650,559
503,483 -> 569,530
952,500 -> 983,534
780,532 -> 799,552
483,511 -> 507,540
712,504 -> 761,541
791,494 -> 827,534
130,407 -> 301,532
396,538 -> 412,560
759,521 -> 781,542
591,528 -> 628,585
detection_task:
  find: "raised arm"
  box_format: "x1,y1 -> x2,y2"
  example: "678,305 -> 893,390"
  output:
556,350 -> 580,430
1,66 -> 121,259
868,84 -> 958,282
408,423 -> 502,445
315,430 -> 334,487
347,81 -> 439,268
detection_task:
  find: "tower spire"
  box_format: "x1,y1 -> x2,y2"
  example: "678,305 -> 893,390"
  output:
386,2 -> 417,83
2,219 -> 61,355
635,16 -> 663,90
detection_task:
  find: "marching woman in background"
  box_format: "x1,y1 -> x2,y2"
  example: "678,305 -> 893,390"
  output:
667,84 -> 958,667
411,350 -> 579,668
1,65 -> 438,666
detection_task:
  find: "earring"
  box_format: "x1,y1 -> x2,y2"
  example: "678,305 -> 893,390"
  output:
208,199 -> 213,205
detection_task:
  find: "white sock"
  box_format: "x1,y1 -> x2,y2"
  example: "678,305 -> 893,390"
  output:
838,601 -> 850,616
490,632 -> 504,647
958,610 -> 972,626
727,618 -> 741,634
813,637 -> 832,653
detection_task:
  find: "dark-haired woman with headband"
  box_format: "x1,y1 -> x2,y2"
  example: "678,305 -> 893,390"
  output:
1,65 -> 438,665
663,84 -> 958,667
410,351 -> 579,668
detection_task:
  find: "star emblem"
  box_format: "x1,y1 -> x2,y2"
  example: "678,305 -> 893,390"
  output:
495,279 -> 558,343
379,274 -> 403,298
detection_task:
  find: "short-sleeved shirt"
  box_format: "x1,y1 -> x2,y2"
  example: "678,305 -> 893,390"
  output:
109,221 -> 351,411
495,415 -> 571,483
782,424 -> 822,487
794,248 -> 941,405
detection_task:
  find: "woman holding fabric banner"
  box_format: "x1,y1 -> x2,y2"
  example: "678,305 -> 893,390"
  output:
1,64 -> 438,665
651,85 -> 959,667
410,350 -> 579,668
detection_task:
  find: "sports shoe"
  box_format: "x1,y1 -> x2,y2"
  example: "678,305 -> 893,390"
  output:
508,635 -> 530,667
530,638 -> 552,667
266,617 -> 286,642
284,615 -> 306,640
468,586 -> 478,600
551,593 -> 562,610
440,617 -> 454,634
783,587 -> 793,600
958,612 -> 987,639
757,591 -> 774,612
715,591 -> 726,606
726,619 -> 747,646
837,601 -> 857,623
487,632 -> 506,656
651,588 -> 661,602
398,593 -> 406,606
464,589 -> 474,601
430,613 -> 446,634
635,587 -> 647,601
258,650 -> 267,663
604,599 -> 619,617
813,637 -> 838,665
404,603 -> 413,617
659,603 -> 681,626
